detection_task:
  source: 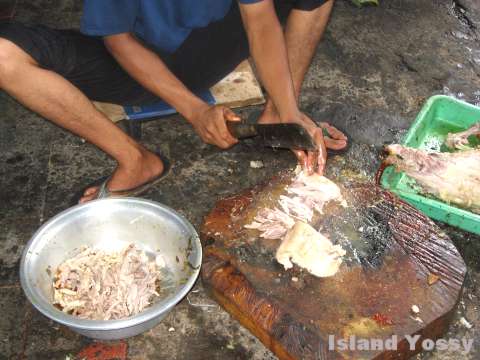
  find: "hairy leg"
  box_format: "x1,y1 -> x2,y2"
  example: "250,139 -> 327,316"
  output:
265,0 -> 334,113
261,0 -> 334,117
0,38 -> 164,202
284,0 -> 334,98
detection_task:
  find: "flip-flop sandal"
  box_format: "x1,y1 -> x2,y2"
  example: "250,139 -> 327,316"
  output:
96,154 -> 171,200
73,153 -> 171,204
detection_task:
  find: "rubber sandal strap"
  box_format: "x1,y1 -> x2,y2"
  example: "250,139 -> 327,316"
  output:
96,177 -> 112,199
94,153 -> 171,200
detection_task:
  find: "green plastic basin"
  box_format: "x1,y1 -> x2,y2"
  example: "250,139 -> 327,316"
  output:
380,95 -> 480,235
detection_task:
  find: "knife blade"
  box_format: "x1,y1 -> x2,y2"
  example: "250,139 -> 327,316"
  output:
227,121 -> 317,151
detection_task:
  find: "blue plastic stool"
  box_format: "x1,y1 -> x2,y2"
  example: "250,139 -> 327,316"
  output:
121,90 -> 215,140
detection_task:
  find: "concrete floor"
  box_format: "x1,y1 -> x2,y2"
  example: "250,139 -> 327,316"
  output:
1,0 -> 479,359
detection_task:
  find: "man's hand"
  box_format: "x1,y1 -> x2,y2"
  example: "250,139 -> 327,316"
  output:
189,104 -> 241,149
259,103 -> 347,175
293,114 -> 347,175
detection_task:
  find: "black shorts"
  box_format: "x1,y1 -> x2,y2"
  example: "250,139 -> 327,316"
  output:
0,0 -> 328,106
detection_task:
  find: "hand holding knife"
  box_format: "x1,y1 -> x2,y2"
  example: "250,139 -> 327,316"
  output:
226,113 -> 347,175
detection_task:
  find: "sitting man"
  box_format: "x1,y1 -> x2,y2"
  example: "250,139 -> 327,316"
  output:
0,0 -> 347,203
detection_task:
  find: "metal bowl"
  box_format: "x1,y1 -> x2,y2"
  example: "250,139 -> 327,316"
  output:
20,198 -> 202,340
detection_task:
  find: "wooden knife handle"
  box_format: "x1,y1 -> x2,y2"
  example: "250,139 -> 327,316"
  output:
226,121 -> 258,139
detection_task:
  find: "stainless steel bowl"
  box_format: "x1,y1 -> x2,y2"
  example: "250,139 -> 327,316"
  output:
20,198 -> 202,340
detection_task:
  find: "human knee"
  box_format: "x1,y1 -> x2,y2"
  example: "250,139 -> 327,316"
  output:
0,38 -> 28,82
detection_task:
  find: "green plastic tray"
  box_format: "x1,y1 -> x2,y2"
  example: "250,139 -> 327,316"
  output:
380,95 -> 480,235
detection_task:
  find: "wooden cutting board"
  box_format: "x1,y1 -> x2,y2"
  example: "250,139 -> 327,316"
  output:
200,174 -> 466,360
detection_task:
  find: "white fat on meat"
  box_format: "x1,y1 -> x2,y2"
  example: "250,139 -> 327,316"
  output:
276,221 -> 346,277
53,244 -> 160,320
288,172 -> 347,209
245,172 -> 346,239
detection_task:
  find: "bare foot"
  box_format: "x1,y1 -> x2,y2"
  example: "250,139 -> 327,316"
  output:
79,148 -> 165,203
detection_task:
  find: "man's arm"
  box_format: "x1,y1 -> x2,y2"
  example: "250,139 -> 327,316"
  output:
104,33 -> 239,149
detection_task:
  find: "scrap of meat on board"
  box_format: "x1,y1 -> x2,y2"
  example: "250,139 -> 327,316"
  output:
245,172 -> 346,240
245,171 -> 347,277
275,221 -> 346,277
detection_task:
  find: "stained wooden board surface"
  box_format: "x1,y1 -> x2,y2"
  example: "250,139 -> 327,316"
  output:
200,174 -> 466,360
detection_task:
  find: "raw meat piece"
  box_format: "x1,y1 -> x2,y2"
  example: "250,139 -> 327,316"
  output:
385,144 -> 480,214
276,221 -> 346,277
286,172 -> 347,214
53,244 -> 161,320
245,172 -> 346,239
445,123 -> 480,150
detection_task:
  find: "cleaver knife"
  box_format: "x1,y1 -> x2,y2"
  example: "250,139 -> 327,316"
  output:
227,121 -> 317,151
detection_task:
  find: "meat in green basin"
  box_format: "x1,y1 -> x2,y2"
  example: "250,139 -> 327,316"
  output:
385,144 -> 480,214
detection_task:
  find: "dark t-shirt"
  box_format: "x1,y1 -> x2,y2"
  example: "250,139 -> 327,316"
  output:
81,0 -> 262,53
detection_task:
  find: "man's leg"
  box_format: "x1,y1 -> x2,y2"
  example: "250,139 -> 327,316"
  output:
285,0 -> 334,98
0,38 -> 164,202
262,0 -> 334,117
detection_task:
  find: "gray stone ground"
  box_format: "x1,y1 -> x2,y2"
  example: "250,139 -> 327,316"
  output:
1,0 -> 479,359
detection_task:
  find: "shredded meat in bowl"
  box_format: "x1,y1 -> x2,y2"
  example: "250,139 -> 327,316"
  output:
53,244 -> 160,320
